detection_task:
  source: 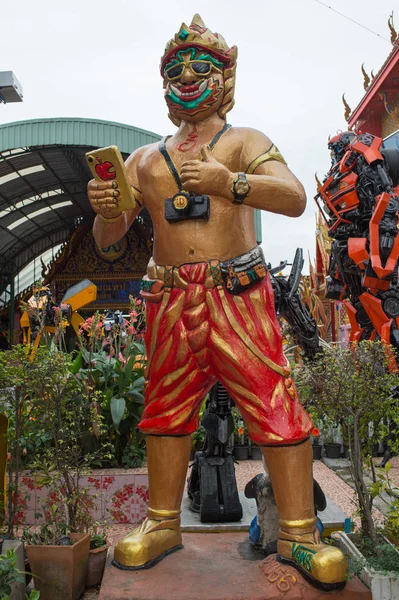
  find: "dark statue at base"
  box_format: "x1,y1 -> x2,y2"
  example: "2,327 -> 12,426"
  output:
187,382 -> 242,523
245,474 -> 327,556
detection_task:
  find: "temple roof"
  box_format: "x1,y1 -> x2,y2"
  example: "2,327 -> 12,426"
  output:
348,38 -> 399,131
0,118 -> 160,288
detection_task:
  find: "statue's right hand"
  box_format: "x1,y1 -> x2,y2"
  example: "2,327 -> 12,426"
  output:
87,179 -> 123,220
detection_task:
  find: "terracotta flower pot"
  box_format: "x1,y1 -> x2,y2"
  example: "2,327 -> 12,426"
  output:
86,545 -> 109,588
26,532 -> 90,600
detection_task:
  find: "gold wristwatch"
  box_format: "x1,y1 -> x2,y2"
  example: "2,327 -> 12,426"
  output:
232,172 -> 251,204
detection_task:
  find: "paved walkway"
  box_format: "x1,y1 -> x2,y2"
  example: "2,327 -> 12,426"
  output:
388,456 -> 399,487
82,457 -> 368,599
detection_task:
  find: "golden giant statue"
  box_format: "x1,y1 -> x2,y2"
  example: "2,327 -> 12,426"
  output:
88,15 -> 347,591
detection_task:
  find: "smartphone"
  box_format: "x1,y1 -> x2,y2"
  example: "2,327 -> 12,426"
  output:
85,145 -> 136,212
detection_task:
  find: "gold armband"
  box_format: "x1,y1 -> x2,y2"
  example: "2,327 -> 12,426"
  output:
246,144 -> 287,175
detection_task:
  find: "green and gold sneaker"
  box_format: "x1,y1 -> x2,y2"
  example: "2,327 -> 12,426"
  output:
277,522 -> 347,592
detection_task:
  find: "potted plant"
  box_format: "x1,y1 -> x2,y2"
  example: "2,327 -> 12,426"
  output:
86,531 -> 108,588
249,440 -> 263,460
306,407 -> 323,460
233,415 -> 249,460
322,417 -> 341,459
311,427 -> 322,460
23,516 -> 90,600
335,532 -> 399,599
0,346 -> 52,539
0,547 -> 39,600
0,344 -> 111,599
296,341 -> 399,596
191,425 -> 205,461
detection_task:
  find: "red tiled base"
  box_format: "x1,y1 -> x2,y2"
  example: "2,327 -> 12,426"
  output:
99,533 -> 371,600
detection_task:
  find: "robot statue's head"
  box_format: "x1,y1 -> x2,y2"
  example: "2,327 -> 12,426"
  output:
160,14 -> 238,126
28,285 -> 53,310
328,131 -> 355,165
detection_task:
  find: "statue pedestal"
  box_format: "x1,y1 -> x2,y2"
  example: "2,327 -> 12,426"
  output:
99,533 -> 371,599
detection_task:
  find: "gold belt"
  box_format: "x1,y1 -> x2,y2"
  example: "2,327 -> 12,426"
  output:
144,258 -> 291,379
146,258 -> 218,290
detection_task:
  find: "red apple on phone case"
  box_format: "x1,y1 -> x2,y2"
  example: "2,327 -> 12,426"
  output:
95,158 -> 116,181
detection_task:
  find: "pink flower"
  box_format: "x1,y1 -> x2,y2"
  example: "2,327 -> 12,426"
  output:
127,326 -> 136,335
129,310 -> 138,318
136,300 -> 142,305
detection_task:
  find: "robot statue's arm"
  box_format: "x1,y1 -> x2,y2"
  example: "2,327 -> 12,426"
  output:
270,249 -> 320,360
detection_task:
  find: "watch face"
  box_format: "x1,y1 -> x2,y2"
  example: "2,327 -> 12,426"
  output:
235,180 -> 250,195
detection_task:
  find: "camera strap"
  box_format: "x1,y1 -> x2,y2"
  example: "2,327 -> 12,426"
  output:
158,122 -> 231,191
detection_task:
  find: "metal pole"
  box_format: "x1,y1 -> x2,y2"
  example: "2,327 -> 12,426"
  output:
8,275 -> 14,347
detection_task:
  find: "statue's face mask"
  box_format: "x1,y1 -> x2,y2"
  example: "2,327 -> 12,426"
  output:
163,47 -> 225,122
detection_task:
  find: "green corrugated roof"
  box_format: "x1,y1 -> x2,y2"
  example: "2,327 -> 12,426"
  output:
0,117 -> 161,154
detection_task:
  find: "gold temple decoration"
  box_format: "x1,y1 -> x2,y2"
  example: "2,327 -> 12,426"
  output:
342,93 -> 351,122
361,63 -> 370,91
314,172 -> 322,192
388,12 -> 397,45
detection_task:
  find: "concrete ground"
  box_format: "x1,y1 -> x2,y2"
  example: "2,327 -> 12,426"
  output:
82,457 -> 369,599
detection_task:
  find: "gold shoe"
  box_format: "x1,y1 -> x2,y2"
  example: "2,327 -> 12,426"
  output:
277,521 -> 347,592
112,512 -> 182,570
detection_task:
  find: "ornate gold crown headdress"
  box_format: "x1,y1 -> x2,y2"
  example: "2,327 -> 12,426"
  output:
161,14 -> 238,124
161,14 -> 237,72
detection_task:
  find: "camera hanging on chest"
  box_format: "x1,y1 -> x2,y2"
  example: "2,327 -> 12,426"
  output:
159,123 -> 231,224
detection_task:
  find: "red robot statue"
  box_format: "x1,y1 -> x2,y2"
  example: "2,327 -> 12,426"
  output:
315,131 -> 399,371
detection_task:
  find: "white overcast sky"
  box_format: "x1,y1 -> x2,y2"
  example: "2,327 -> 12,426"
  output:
1,0 -> 396,273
